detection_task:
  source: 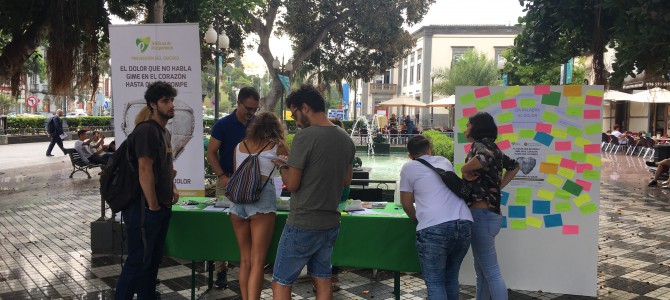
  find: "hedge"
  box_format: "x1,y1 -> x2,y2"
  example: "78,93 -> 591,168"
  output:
423,129 -> 455,162
8,116 -> 112,130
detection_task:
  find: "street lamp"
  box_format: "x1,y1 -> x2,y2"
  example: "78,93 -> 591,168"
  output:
273,56 -> 293,123
204,24 -> 229,121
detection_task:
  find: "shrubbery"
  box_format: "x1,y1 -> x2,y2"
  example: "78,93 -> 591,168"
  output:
423,130 -> 455,162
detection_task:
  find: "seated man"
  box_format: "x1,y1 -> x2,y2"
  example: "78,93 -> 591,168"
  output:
74,130 -> 110,165
647,159 -> 670,186
612,124 -> 628,145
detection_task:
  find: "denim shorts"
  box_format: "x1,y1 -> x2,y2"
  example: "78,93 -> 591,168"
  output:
272,224 -> 340,286
228,181 -> 277,219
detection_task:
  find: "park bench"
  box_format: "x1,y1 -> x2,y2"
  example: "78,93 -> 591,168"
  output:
64,148 -> 103,179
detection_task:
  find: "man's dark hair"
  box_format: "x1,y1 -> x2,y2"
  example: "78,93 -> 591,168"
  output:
144,81 -> 177,107
77,129 -> 88,137
468,111 -> 498,141
407,135 -> 431,156
238,87 -> 260,102
285,84 -> 326,113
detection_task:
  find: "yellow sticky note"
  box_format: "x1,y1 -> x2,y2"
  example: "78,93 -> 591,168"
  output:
501,133 -> 518,143
537,189 -> 554,200
510,219 -> 527,230
563,85 -> 583,97
504,85 -> 522,98
575,137 -> 590,147
586,89 -> 604,97
454,163 -> 463,176
567,126 -> 583,137
527,216 -> 543,228
546,174 -> 564,187
558,167 -> 576,179
573,193 -> 591,207
555,190 -> 572,200
568,96 -> 585,105
520,98 -> 535,108
541,111 -> 559,124
585,154 -> 601,167
555,201 -> 572,212
551,128 -> 568,139
519,129 -> 535,139
539,162 -> 558,174
546,155 -> 562,164
497,112 -> 514,123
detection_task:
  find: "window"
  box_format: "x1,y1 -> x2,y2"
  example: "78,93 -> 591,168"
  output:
403,59 -> 408,86
416,51 -> 422,83
494,47 -> 509,69
451,46 -> 473,67
409,55 -> 415,84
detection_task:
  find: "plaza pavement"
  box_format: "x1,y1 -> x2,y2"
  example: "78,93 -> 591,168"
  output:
0,141 -> 668,299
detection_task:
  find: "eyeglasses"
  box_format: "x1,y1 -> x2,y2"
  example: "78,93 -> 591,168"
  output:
290,108 -> 299,120
239,101 -> 260,113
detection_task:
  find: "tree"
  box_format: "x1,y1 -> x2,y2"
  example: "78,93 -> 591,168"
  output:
0,93 -> 13,115
502,48 -> 587,86
432,49 -> 500,96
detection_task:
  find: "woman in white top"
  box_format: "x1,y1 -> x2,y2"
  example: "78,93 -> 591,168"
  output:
230,111 -> 288,300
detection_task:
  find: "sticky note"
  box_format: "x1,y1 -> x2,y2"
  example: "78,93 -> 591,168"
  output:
560,158 -> 578,170
532,200 -> 551,214
501,133 -> 519,143
584,144 -> 600,153
501,99 -> 517,109
490,91 -> 505,103
566,107 -> 583,117
557,167 -> 576,179
475,86 -> 491,98
527,216 -> 543,228
568,96 -> 585,105
454,163 -> 463,175
575,163 -> 593,173
457,132 -> 468,143
567,126 -> 583,137
457,117 -> 469,130
497,112 -> 514,123
585,95 -> 603,106
535,85 -> 550,95
546,155 -> 562,164
536,123 -> 552,133
555,202 -> 572,212
534,132 -> 554,147
463,107 -> 477,117
464,143 -> 472,153
570,152 -> 587,162
508,206 -> 527,218
539,162 -> 558,174
554,190 -> 572,200
585,154 -> 601,167
573,193 -> 591,207
475,97 -> 491,110
510,219 -> 527,230
583,109 -> 600,119
515,188 -> 532,205
582,170 -> 600,180
460,93 -> 475,104
555,141 -> 572,151
587,89 -> 604,97
575,137 -> 591,147
541,92 -> 561,106
544,214 -> 563,228
498,124 -> 514,134
519,129 -> 535,139
541,111 -> 559,124
584,123 -> 601,135
501,191 -> 509,206
551,128 -> 567,139
579,203 -> 598,215
576,178 -> 593,191
563,85 -> 582,97
497,140 -> 511,150
537,189 -> 554,200
546,174 -> 564,187
563,225 -> 579,235
502,216 -> 507,228
563,179 -> 584,196
504,85 -> 522,98
520,98 -> 536,108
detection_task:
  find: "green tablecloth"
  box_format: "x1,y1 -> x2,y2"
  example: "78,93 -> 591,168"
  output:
165,198 -> 421,273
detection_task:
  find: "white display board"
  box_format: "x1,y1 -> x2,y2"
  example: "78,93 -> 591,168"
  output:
454,85 -> 602,296
109,24 -> 204,197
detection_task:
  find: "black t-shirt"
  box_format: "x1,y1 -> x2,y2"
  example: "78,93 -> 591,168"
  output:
130,119 -> 174,207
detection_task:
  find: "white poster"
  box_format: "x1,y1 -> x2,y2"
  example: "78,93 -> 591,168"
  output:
454,85 -> 603,296
109,24 -> 204,197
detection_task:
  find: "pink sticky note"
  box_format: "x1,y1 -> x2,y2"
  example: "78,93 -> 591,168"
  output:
575,163 -> 593,173
555,141 -> 572,151
563,225 -> 579,235
576,179 -> 592,191
535,85 -> 551,95
585,95 -> 603,106
463,107 -> 477,117
536,123 -> 553,133
475,87 -> 491,98
464,144 -> 472,153
497,140 -> 511,150
583,109 -> 600,119
584,144 -> 600,153
560,158 -> 578,170
498,124 -> 514,134
501,99 -> 517,109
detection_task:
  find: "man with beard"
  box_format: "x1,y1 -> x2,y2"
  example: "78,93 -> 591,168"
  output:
115,81 -> 179,299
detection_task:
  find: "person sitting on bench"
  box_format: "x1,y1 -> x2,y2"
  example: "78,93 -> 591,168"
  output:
647,158 -> 670,186
74,130 -> 110,165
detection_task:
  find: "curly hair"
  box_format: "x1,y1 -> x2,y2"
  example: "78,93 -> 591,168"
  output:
246,111 -> 286,146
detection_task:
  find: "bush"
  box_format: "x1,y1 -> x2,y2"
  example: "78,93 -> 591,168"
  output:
423,130 -> 455,162
285,133 -> 295,151
7,116 -> 112,130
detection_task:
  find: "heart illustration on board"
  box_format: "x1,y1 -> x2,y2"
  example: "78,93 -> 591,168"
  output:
517,157 -> 537,175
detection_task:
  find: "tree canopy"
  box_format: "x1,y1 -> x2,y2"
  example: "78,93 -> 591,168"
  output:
432,49 -> 499,96
502,48 -> 587,86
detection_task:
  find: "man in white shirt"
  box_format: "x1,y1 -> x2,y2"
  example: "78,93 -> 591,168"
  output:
399,135 -> 473,299
612,124 -> 627,144
74,130 -> 109,165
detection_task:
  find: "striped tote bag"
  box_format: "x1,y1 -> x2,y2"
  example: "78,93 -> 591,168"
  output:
226,142 -> 273,204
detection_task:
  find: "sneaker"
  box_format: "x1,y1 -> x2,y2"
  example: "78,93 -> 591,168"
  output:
646,161 -> 657,167
649,180 -> 658,187
215,271 -> 228,289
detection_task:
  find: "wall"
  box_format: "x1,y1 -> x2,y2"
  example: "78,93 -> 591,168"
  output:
628,101 -> 650,133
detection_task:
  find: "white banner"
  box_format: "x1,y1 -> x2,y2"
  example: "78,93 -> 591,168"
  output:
109,24 -> 204,197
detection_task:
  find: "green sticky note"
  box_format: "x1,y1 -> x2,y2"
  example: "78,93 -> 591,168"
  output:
551,128 -> 567,139
563,179 -> 583,196
515,188 -> 532,205
568,96 -> 585,105
566,107 -> 583,117
570,152 -> 587,162
457,132 -> 467,143
519,98 -> 536,108
579,203 -> 598,215
520,129 -> 535,139
541,111 -> 559,124
567,126 -> 583,137
537,189 -> 554,200
546,155 -> 562,164
558,167 -> 576,179
497,112 -> 514,123
586,89 -> 604,97
582,170 -> 600,180
584,123 -> 601,135
510,219 -> 527,230
585,154 -> 601,167
504,86 -> 522,98
527,217 -> 543,228
555,189 -> 572,200
454,163 -> 463,176
460,93 -> 475,104
502,133 -> 518,143
490,91 -> 505,103
574,137 -> 590,147
475,97 -> 491,110
541,91 -> 561,106
546,174 -> 564,187
555,202 -> 572,212
457,117 -> 469,130
573,193 -> 591,207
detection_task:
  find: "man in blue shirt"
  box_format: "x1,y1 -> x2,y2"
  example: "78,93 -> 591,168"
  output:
206,86 -> 260,288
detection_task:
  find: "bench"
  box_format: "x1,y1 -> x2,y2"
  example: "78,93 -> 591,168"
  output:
64,148 -> 103,179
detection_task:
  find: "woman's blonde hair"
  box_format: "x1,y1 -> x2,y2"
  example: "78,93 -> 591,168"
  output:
134,106 -> 152,125
246,112 -> 285,146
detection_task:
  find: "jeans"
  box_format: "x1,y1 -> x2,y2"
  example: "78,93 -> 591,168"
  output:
470,208 -> 507,300
46,134 -> 65,155
416,220 -> 472,300
115,200 -> 172,300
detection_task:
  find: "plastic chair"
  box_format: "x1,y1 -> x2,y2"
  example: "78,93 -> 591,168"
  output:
609,135 -> 623,153
601,133 -> 611,150
625,136 -> 639,155
637,136 -> 649,156
643,138 -> 656,159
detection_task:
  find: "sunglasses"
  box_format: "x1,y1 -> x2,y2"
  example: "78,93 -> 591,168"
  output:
239,101 -> 260,113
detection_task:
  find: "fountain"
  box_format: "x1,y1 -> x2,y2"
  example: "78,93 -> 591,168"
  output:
350,116 -> 376,155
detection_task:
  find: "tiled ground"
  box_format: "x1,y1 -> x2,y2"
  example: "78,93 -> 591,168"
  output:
0,149 -> 669,299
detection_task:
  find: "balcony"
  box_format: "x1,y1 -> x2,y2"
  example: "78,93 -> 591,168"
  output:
369,83 -> 396,95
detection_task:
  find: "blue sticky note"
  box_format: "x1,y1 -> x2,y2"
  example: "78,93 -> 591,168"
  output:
533,132 -> 554,147
544,214 -> 563,228
502,216 -> 507,228
532,200 -> 551,214
501,191 -> 510,206
508,206 -> 526,218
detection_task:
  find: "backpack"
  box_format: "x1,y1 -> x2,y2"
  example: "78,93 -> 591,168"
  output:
415,158 -> 473,204
226,141 -> 274,204
46,116 -> 55,134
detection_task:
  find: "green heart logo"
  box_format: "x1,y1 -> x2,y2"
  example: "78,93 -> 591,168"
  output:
135,37 -> 151,53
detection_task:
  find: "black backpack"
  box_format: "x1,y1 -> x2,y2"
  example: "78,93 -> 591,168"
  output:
99,137 -> 140,213
46,116 -> 55,134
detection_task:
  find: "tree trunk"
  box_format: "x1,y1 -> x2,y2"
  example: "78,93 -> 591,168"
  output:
592,2 -> 606,86
146,0 -> 164,24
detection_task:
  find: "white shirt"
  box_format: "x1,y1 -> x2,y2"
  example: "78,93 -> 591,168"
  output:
612,130 -> 622,137
74,140 -> 94,163
235,143 -> 278,176
400,155 -> 473,231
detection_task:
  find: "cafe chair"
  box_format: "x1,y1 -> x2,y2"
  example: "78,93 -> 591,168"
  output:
608,135 -> 623,154
625,136 -> 639,155
643,137 -> 656,159
601,133 -> 611,150
637,136 -> 650,156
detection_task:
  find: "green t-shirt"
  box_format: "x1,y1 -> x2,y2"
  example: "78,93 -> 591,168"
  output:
287,125 -> 356,229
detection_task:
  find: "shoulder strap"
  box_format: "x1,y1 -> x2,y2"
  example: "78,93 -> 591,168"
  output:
415,158 -> 471,202
255,142 -> 273,156
416,158 -> 439,173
